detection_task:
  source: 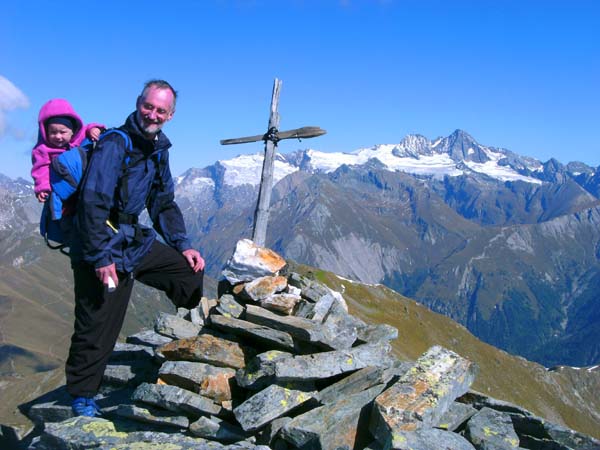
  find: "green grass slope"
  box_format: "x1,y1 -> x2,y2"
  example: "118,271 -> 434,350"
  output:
291,262 -> 600,439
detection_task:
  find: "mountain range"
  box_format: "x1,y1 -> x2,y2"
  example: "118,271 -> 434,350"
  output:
1,129 -> 599,371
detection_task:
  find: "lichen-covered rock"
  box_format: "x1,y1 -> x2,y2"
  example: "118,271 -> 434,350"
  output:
233,384 -> 317,431
216,294 -> 245,319
236,350 -> 294,391
113,404 -> 189,429
370,345 -> 478,446
464,407 -> 521,450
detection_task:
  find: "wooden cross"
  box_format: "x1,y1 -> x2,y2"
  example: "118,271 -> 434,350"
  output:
221,78 -> 326,247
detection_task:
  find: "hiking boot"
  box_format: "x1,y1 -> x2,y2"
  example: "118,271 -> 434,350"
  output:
71,396 -> 102,417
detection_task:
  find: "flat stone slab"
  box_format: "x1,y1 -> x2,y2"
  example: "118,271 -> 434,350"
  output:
189,415 -> 248,443
370,345 -> 478,445
391,429 -> 476,450
222,239 -> 287,284
126,329 -> 173,348
245,304 -> 343,350
158,334 -> 249,369
317,366 -> 393,405
113,404 -> 189,429
280,384 -> 385,450
109,343 -> 155,362
132,382 -> 224,417
210,314 -> 296,351
159,360 -> 235,402
103,361 -> 157,387
274,343 -> 393,381
154,312 -> 202,339
233,384 -> 317,432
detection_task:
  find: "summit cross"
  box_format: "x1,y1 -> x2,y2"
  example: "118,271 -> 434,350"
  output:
221,78 -> 326,246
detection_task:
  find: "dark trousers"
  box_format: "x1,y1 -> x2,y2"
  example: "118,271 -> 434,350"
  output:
65,240 -> 203,397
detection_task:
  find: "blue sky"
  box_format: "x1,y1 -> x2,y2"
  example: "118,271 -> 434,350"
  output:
1,0 -> 599,180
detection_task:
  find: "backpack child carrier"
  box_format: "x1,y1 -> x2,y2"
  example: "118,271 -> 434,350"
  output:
40,129 -> 133,253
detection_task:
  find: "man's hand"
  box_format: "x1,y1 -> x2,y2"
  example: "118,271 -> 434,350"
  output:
96,263 -> 118,288
182,249 -> 205,272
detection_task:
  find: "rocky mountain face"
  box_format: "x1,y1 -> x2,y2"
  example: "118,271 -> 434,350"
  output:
171,130 -> 600,368
9,240 -> 600,449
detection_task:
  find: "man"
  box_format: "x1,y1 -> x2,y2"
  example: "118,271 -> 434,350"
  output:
66,80 -> 204,416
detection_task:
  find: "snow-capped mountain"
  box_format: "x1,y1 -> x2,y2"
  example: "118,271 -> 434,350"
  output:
177,130 -> 547,190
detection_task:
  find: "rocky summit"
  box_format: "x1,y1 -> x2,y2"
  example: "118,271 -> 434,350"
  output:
13,240 -> 600,449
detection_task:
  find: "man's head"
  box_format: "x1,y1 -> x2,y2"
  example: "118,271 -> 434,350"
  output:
135,80 -> 177,138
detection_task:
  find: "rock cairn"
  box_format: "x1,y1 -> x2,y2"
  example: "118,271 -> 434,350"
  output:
24,239 -> 600,449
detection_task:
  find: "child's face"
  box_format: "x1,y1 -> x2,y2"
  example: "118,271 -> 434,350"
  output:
46,123 -> 74,148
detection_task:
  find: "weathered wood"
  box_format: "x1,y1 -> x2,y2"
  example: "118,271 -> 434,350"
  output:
252,78 -> 282,246
220,126 -> 326,145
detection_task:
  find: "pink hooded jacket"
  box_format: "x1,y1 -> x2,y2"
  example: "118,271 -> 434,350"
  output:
31,98 -> 104,194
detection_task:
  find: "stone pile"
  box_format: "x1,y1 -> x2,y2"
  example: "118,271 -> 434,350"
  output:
23,239 -> 600,449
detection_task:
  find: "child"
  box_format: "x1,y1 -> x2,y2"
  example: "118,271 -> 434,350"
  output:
31,99 -> 104,202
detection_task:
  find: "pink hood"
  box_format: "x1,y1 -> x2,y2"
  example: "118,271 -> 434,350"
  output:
37,98 -> 86,148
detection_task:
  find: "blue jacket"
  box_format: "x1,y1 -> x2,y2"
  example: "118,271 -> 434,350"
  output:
70,112 -> 191,272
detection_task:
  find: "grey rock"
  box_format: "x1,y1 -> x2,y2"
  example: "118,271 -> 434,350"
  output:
391,429 -> 476,450
154,311 -> 202,339
287,273 -> 331,302
190,306 -> 205,326
132,382 -> 224,417
189,415 -> 248,443
317,365 -> 393,405
320,298 -> 358,349
236,350 -> 294,390
465,407 -> 521,449
310,292 -> 338,322
233,384 -> 317,432
177,307 -> 190,318
158,360 -> 236,402
356,322 -> 399,344
210,314 -> 297,351
370,345 -> 478,446
28,401 -> 73,426
34,417 -> 127,449
255,416 -> 292,447
274,343 -> 393,381
436,401 -> 478,432
113,404 -> 189,429
509,412 -> 600,450
280,384 -> 385,450
293,298 -> 316,318
126,329 -> 173,348
216,294 -> 245,319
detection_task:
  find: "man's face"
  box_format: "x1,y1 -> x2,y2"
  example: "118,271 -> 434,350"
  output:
135,87 -> 175,137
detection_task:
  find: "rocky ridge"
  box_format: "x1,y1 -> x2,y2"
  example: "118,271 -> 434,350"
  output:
14,240 -> 599,450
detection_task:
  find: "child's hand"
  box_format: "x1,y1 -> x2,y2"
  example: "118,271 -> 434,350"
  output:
88,127 -> 102,141
36,192 -> 49,202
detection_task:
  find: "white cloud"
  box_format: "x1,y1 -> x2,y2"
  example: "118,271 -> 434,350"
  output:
0,75 -> 30,138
